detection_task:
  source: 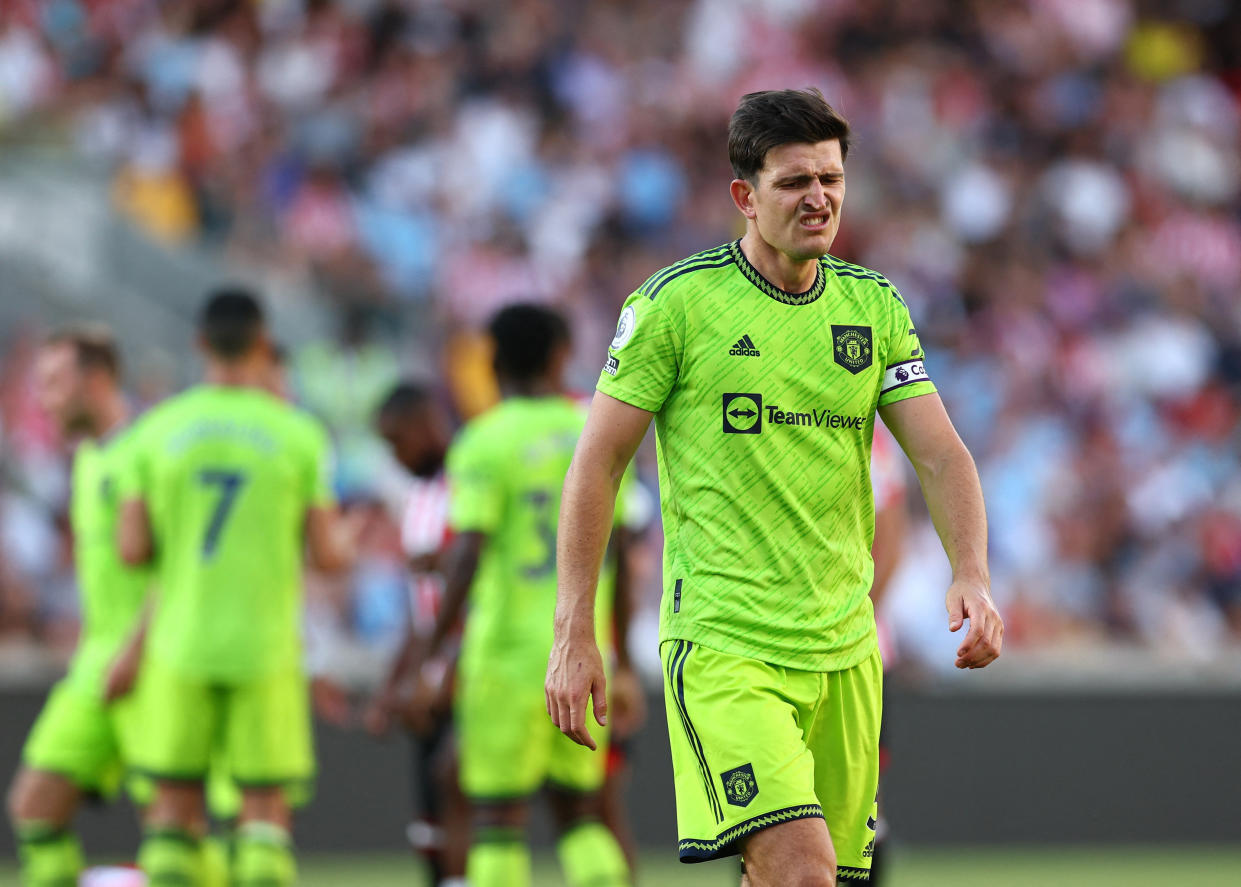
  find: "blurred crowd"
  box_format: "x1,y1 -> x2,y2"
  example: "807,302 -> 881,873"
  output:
2,0 -> 1241,673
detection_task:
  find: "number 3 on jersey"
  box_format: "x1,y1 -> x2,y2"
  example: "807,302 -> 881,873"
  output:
198,469 -> 247,559
522,488 -> 557,579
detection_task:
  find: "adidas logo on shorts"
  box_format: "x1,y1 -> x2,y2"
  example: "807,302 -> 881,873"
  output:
729,335 -> 760,357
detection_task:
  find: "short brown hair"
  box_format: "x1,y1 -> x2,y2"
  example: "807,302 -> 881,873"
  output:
728,88 -> 851,182
46,325 -> 121,378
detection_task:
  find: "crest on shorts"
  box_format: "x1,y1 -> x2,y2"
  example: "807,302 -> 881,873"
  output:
720,763 -> 759,808
832,325 -> 873,374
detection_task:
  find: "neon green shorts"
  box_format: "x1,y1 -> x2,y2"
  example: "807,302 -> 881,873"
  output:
129,659 -> 314,787
457,666 -> 609,800
21,679 -> 140,798
661,640 -> 881,881
203,752 -> 315,820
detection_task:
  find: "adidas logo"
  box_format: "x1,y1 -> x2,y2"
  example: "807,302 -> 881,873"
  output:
729,335 -> 761,357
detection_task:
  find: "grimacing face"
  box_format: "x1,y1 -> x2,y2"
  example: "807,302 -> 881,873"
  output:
740,139 -> 845,264
35,342 -> 91,435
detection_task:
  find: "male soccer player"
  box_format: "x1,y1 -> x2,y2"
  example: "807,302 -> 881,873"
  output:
367,381 -> 469,887
6,328 -> 149,887
412,304 -> 631,887
116,289 -> 353,887
547,88 -> 1003,887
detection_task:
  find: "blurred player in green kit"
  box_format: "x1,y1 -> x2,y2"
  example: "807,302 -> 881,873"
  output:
407,304 -> 632,887
115,289 -> 354,887
6,328 -> 150,886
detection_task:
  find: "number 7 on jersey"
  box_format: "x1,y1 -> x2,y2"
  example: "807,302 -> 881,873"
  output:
198,469 -> 247,558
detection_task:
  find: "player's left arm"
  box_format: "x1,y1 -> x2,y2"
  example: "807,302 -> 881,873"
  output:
117,498 -> 154,565
879,393 -> 1002,669
424,529 -> 484,662
388,532 -> 483,735
104,602 -> 151,703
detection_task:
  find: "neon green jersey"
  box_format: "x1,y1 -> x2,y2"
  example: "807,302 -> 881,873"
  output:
596,240 -> 935,672
448,396 -> 613,679
121,386 -> 334,681
66,428 -> 152,693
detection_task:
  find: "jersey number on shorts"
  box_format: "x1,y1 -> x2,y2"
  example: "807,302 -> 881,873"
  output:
198,469 -> 248,559
522,488 -> 557,579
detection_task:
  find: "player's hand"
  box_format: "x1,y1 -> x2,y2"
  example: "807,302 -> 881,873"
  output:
311,676 -> 352,727
407,551 -> 439,574
946,579 -> 1003,669
363,690 -> 397,736
103,643 -> 142,703
401,668 -> 441,737
608,664 -> 647,740
546,631 -> 608,751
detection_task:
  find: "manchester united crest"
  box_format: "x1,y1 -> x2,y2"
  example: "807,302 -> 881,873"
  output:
831,325 -> 873,374
720,763 -> 759,807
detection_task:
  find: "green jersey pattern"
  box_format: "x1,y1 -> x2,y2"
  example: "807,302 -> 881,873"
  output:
597,240 -> 934,672
121,386 -> 334,681
66,428 -> 152,693
448,397 -> 611,680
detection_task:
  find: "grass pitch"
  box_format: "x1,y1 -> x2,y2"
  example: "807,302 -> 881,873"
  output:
292,844 -> 1241,886
4,844 -> 1238,885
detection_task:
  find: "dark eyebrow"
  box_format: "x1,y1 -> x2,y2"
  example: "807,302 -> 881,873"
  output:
774,171 -> 844,186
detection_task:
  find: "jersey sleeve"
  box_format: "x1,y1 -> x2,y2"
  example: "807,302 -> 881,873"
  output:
877,288 -> 936,407
446,428 -> 504,535
595,289 -> 682,413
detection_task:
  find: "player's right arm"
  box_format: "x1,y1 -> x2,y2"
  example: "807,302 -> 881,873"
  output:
551,281 -> 681,748
423,529 -> 484,663
547,392 -> 651,750
116,416 -> 155,566
400,422 -> 496,728
301,419 -> 357,574
304,506 -> 358,574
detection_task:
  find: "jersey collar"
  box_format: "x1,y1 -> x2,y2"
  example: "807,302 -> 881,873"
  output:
728,240 -> 826,306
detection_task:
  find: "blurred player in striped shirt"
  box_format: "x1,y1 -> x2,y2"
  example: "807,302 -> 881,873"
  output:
367,382 -> 468,887
868,417 -> 909,886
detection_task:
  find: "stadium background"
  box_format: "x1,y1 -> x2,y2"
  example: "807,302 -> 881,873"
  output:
1,0 -> 1240,883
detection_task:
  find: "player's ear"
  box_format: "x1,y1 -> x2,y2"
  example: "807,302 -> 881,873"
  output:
729,178 -> 757,220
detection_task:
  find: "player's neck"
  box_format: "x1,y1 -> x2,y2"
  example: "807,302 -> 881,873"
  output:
205,358 -> 268,389
89,392 -> 129,440
739,229 -> 819,294
501,379 -> 562,399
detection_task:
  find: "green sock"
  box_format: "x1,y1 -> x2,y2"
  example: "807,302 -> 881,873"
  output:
557,821 -> 630,887
201,833 -> 230,887
139,827 -> 203,887
233,820 -> 296,887
15,821 -> 82,887
467,826 -> 531,887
